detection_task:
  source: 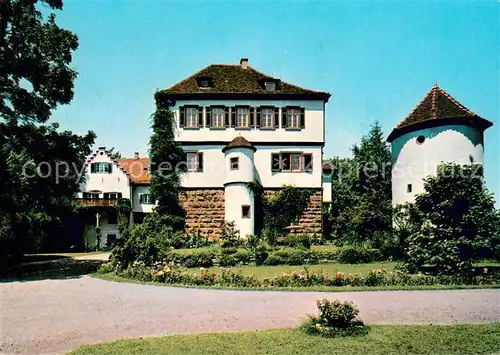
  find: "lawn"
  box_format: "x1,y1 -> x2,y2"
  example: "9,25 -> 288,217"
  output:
185,262 -> 395,279
68,324 -> 500,355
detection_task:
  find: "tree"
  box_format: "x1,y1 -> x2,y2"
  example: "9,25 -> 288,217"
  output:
0,1 -> 95,266
328,122 -> 392,248
148,93 -> 187,229
404,163 -> 500,275
107,147 -> 122,160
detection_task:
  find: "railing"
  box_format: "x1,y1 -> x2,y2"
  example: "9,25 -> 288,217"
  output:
74,198 -> 117,207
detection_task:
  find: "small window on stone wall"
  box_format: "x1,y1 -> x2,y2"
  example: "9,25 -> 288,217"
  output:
416,135 -> 425,144
407,184 -> 412,193
242,205 -> 251,219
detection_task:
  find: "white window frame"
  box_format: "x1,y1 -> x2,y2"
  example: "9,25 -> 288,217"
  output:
185,107 -> 198,128
140,193 -> 152,204
211,107 -> 224,128
261,108 -> 273,128
287,108 -> 300,128
186,152 -> 198,172
236,107 -> 249,128
230,157 -> 239,170
290,153 -> 301,172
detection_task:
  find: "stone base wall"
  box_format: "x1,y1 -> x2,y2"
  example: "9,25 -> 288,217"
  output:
263,188 -> 323,235
179,189 -> 225,237
179,188 -> 323,237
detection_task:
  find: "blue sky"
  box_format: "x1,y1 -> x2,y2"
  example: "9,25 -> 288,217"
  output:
52,1 -> 499,201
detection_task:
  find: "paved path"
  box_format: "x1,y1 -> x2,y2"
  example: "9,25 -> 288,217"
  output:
1,277 -> 500,355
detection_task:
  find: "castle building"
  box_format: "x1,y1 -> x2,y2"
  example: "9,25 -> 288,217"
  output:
77,58 -> 331,247
161,58 -> 331,237
387,84 -> 493,205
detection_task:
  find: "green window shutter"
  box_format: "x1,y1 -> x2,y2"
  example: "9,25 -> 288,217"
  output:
103,193 -> 109,200
249,107 -> 255,127
197,152 -> 204,172
90,163 -> 96,173
118,193 -> 122,198
231,107 -> 236,127
198,107 -> 204,127
179,106 -> 185,127
300,107 -> 305,129
224,107 -> 230,127
281,107 -> 287,128
271,153 -> 281,172
303,154 -> 313,172
108,163 -> 112,173
206,107 -> 212,127
274,107 -> 280,128
256,107 -> 261,127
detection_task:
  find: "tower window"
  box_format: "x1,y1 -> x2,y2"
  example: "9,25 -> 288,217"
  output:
407,184 -> 412,193
416,135 -> 425,144
242,205 -> 251,218
230,157 -> 239,170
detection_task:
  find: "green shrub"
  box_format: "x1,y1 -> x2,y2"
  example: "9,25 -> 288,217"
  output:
283,234 -> 311,249
299,299 -> 367,337
264,248 -> 318,266
336,246 -> 382,264
219,221 -> 241,248
218,249 -> 252,267
254,242 -> 270,266
166,249 -> 215,268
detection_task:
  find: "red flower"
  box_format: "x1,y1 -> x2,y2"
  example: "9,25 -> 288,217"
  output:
335,272 -> 343,279
211,273 -> 216,278
484,267 -> 488,274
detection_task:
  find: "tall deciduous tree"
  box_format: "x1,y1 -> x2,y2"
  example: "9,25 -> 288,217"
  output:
0,0 -> 95,265
328,122 -> 392,248
148,94 -> 187,229
404,163 -> 500,275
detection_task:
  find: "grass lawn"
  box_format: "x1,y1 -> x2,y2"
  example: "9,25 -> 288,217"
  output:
185,262 -> 395,279
68,324 -> 500,355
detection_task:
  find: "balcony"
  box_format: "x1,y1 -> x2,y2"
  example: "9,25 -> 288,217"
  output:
74,198 -> 117,207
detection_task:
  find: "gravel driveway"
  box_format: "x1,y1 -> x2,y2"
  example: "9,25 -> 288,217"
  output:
1,276 -> 500,355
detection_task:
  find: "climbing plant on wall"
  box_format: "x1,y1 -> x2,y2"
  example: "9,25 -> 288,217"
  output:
247,182 -> 314,242
115,198 -> 131,236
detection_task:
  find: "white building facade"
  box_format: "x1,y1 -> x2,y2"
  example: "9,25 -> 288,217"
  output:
162,58 -> 331,237
388,84 -> 493,206
77,148 -> 152,248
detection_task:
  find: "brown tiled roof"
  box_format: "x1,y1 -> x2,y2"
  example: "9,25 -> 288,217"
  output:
388,84 -> 493,142
159,63 -> 330,101
222,136 -> 256,153
118,157 -> 151,184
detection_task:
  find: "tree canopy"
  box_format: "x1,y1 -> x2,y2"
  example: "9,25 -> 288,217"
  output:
0,0 -> 95,266
327,122 -> 392,249
403,163 -> 500,274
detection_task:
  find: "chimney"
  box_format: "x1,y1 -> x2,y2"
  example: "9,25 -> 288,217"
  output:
134,152 -> 139,159
240,58 -> 248,69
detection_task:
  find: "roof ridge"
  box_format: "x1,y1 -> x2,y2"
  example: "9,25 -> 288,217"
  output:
397,86 -> 435,127
248,65 -> 327,94
435,86 -> 477,116
165,64 -> 215,91
431,86 -> 438,120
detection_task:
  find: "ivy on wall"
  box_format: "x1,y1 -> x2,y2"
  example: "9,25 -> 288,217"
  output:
116,198 -> 131,236
247,182 -> 314,240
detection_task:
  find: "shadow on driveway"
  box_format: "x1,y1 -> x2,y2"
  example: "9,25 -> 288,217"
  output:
0,258 -> 104,283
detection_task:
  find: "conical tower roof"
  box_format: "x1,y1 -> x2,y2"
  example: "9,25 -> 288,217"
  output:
387,84 -> 493,142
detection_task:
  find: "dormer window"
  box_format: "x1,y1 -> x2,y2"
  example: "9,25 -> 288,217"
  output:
196,77 -> 212,89
265,81 -> 276,91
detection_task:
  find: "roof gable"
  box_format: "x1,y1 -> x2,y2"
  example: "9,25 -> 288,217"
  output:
396,84 -> 478,129
387,84 -> 493,142
160,63 -> 330,101
222,136 -> 256,153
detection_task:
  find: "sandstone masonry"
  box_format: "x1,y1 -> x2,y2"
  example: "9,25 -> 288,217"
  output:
180,188 -> 323,237
179,189 -> 225,237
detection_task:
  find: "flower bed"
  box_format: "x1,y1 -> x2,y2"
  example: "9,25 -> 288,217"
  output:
100,262 -> 500,289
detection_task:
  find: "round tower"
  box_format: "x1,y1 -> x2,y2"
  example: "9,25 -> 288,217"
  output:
222,136 -> 256,237
388,84 -> 493,206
